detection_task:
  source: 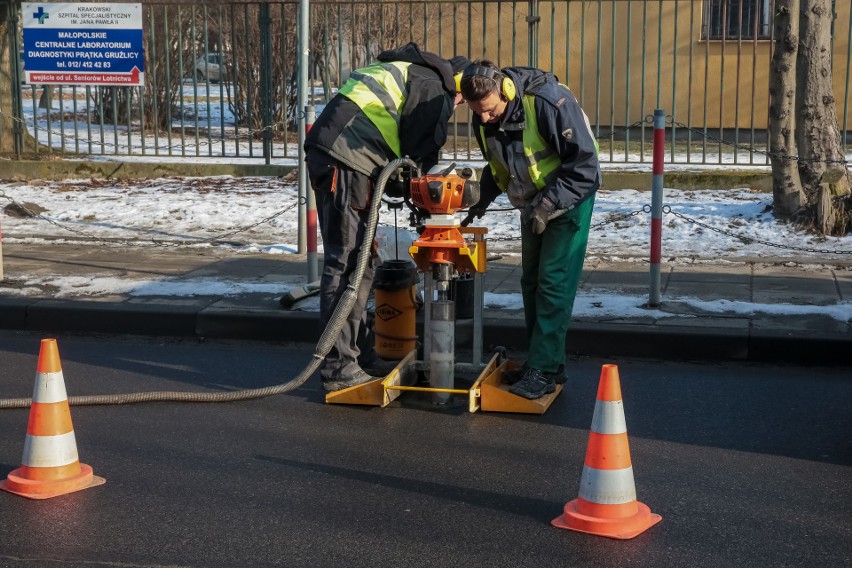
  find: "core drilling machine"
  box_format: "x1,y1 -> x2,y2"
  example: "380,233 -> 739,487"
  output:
404,164 -> 486,404
325,161 -> 563,414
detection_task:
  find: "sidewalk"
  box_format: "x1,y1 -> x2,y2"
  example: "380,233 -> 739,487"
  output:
0,241 -> 850,365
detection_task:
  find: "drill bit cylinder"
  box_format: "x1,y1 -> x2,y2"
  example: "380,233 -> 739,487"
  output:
429,263 -> 455,404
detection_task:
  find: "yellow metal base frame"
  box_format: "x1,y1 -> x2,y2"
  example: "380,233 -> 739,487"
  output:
325,352 -> 561,414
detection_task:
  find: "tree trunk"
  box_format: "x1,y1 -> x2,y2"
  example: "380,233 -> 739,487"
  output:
0,7 -> 20,155
769,0 -> 804,217
0,4 -> 36,156
769,0 -> 850,235
797,0 -> 850,234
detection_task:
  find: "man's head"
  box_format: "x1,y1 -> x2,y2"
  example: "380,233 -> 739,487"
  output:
459,60 -> 514,124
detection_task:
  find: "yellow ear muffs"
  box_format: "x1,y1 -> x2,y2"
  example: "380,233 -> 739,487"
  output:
454,72 -> 463,93
500,76 -> 516,100
462,65 -> 516,100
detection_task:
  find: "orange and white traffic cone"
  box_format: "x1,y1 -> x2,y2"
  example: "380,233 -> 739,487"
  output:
552,364 -> 661,539
0,339 -> 105,499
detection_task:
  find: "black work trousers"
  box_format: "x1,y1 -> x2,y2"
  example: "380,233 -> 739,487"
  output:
306,151 -> 377,382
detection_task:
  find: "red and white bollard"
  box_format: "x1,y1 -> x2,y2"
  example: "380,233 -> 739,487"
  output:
649,109 -> 666,307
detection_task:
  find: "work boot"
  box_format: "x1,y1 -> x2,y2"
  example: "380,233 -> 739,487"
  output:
504,363 -> 566,385
322,370 -> 379,392
359,354 -> 398,376
508,368 -> 556,400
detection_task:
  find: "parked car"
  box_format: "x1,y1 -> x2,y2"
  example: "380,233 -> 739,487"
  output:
193,53 -> 229,83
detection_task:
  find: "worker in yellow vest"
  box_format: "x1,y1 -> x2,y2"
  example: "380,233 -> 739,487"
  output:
460,60 -> 601,400
305,43 -> 470,392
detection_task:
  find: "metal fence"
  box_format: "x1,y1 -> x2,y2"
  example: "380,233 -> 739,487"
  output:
4,0 -> 852,165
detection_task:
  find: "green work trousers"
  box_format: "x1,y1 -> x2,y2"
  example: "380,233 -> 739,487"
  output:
520,194 -> 595,373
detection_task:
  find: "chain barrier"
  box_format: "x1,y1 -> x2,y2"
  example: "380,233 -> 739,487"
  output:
0,188 -> 303,248
590,206 -> 649,231
202,199 -> 303,243
488,234 -> 522,243
0,191 -> 98,240
663,205 -> 852,255
595,120 -> 647,141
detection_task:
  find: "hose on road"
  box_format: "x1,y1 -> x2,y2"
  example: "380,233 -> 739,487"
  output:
0,158 -> 420,409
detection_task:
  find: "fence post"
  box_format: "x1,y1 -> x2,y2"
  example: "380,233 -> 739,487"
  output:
649,109 -> 666,307
527,0 -> 540,68
8,2 -> 24,158
259,3 -> 272,165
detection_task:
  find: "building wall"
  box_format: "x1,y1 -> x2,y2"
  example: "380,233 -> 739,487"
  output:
436,0 -> 851,131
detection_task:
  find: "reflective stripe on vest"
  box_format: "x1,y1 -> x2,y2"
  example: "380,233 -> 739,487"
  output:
482,94 -> 561,193
338,61 -> 410,157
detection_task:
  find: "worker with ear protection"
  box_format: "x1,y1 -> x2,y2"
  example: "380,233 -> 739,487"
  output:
304,42 -> 471,392
460,59 -> 601,400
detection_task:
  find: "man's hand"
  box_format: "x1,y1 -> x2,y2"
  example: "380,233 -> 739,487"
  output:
523,194 -> 556,235
461,167 -> 503,226
468,200 -> 489,220
461,194 -> 496,227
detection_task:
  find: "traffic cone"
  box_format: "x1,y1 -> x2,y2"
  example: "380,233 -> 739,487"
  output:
0,339 -> 105,499
552,364 -> 660,539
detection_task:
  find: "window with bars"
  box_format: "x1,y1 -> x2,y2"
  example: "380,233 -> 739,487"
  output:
703,0 -> 773,40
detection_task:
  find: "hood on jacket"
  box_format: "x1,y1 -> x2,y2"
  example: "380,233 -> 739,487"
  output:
377,42 -> 465,94
503,66 -> 554,98
492,67 -> 556,129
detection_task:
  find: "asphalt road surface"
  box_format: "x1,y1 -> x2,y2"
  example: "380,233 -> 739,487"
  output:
0,331 -> 849,568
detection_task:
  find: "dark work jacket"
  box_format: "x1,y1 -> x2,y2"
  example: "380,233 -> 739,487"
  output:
473,67 -> 601,211
305,43 -> 457,185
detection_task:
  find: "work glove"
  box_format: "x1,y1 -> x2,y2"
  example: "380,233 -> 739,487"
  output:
468,199 -> 489,220
522,194 -> 557,235
461,180 -> 502,226
461,198 -> 491,227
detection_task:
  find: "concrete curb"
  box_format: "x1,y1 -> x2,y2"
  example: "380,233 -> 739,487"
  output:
1,297 -> 847,365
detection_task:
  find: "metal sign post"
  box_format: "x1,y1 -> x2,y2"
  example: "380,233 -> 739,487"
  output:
296,0 -> 309,256
297,0 -> 318,284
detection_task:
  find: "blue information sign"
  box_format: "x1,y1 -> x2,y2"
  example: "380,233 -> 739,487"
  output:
23,3 -> 144,86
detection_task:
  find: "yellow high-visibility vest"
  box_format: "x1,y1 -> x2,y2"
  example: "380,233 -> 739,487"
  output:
338,61 -> 411,157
